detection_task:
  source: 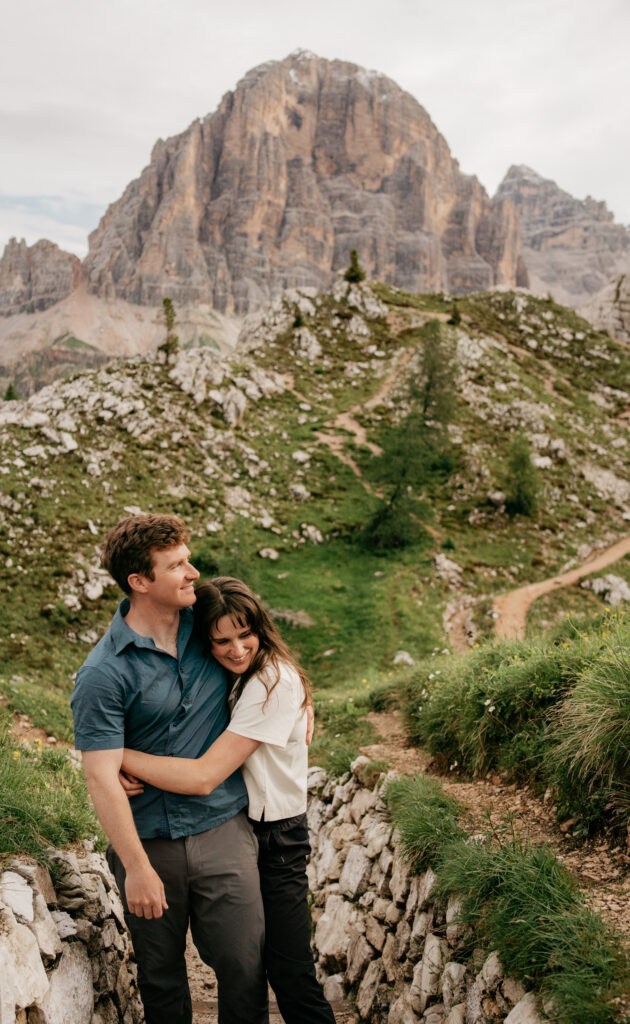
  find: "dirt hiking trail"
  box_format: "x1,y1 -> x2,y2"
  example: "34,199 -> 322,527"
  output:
493,533 -> 630,639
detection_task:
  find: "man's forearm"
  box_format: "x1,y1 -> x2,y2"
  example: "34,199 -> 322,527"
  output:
85,769 -> 151,870
81,749 -> 168,919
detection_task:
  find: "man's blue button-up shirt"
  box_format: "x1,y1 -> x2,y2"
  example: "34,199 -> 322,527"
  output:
71,599 -> 248,840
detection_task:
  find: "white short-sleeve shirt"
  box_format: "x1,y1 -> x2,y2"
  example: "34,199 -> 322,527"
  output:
227,661 -> 307,822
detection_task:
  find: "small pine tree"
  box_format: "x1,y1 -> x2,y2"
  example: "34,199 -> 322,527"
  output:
4,382 -> 18,401
505,432 -> 540,517
293,311 -> 305,329
447,301 -> 461,326
158,297 -> 180,363
344,249 -> 366,284
360,319 -> 457,551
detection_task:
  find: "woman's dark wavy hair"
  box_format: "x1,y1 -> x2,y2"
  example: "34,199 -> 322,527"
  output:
193,577 -> 311,707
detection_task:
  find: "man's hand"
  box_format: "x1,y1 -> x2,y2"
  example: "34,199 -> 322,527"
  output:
125,863 -> 169,919
306,703 -> 315,746
119,770 -> 145,797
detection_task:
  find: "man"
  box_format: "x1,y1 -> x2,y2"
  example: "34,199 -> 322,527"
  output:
71,514 -> 268,1024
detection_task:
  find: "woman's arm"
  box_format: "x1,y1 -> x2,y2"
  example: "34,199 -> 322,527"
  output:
121,731 -> 260,796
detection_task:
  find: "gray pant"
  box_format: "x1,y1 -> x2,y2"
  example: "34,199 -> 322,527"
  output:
108,811 -> 268,1024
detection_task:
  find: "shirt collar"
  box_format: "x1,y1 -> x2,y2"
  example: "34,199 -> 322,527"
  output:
111,599 -> 194,656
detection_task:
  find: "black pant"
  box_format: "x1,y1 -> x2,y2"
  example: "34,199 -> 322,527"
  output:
253,813 -> 336,1024
108,811 -> 268,1024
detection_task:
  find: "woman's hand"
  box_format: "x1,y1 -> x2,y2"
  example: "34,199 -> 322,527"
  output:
118,770 -> 144,798
306,703 -> 315,745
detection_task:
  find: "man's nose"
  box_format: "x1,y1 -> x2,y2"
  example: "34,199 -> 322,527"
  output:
187,562 -> 200,580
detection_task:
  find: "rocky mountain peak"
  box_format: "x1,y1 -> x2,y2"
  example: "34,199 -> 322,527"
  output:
83,51 -> 526,315
496,166 -> 630,307
0,238 -> 82,317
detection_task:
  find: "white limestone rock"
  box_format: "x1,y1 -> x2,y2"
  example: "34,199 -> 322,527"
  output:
0,871 -> 34,922
364,819 -> 392,858
314,894 -> 362,970
346,928 -> 375,985
0,942 -> 17,1024
434,554 -> 463,588
222,386 -> 247,426
339,846 -> 372,899
581,573 -> 630,605
28,894 -> 63,960
289,482 -> 311,501
322,973 -> 345,1003
29,943 -> 93,1024
0,906 -> 49,1009
389,850 -> 411,906
355,958 -> 385,1020
387,992 -> 421,1023
393,650 -> 415,667
442,961 -> 467,1011
504,992 -> 542,1024
349,787 -> 378,825
410,933 -> 447,1014
480,950 -> 503,991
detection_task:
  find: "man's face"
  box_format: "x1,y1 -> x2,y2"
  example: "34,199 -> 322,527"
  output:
135,543 -> 200,610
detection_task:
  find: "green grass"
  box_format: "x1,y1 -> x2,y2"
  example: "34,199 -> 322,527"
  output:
309,692 -> 377,775
385,775 -> 466,870
386,776 -> 630,1024
0,714 -> 103,861
390,614 -> 630,837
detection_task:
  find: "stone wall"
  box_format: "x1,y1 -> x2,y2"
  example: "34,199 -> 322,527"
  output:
0,759 -> 543,1024
0,847 -> 142,1024
307,759 -> 542,1024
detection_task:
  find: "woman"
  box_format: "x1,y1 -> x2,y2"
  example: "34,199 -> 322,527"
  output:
121,577 -> 336,1024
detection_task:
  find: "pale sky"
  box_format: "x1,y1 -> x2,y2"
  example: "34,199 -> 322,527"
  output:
2,0 -> 628,257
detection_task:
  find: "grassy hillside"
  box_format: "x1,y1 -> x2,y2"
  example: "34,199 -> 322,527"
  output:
0,279 -> 628,745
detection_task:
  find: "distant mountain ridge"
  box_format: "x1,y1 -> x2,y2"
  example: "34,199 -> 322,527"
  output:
83,50 -> 526,312
496,164 -> 630,308
1,51 -> 629,393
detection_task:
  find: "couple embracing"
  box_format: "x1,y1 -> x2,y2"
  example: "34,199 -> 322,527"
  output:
71,513 -> 335,1024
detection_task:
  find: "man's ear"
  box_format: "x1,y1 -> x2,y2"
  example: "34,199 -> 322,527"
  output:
127,573 -> 149,595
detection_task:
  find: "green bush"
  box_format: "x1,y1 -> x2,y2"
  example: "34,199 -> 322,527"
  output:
404,640 -> 577,778
504,431 -> 540,517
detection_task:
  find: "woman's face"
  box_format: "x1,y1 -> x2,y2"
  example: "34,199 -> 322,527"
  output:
210,614 -> 260,674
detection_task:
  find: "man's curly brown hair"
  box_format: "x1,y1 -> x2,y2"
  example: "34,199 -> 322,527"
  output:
101,514 -> 189,594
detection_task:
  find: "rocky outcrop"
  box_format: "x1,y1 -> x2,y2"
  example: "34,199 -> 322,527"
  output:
0,849 -> 142,1024
580,272 -> 630,343
307,759 -> 543,1022
496,165 -> 630,308
0,239 -> 82,317
84,51 -> 526,313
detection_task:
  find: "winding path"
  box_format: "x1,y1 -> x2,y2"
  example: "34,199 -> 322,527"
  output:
493,533 -> 630,639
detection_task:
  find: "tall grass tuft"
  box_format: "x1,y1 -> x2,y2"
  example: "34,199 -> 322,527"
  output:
385,775 -> 466,871
0,717 -> 103,860
387,778 -> 630,1024
437,831 -> 628,1024
551,631 -> 630,824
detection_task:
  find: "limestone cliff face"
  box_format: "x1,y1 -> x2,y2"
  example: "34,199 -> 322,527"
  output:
84,51 -> 526,313
580,273 -> 630,344
496,165 -> 630,307
0,238 -> 82,316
